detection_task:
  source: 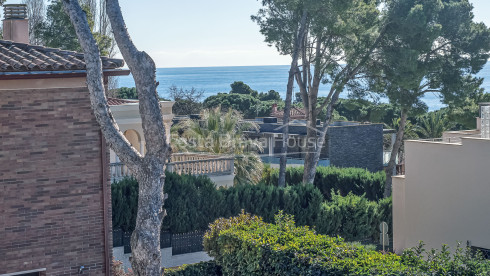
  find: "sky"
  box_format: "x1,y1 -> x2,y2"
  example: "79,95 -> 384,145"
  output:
2,0 -> 490,68
116,0 -> 490,68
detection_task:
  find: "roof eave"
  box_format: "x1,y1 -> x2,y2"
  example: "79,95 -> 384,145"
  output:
0,69 -> 130,80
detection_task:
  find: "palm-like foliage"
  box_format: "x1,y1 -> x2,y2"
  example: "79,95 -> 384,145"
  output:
415,111 -> 450,139
172,107 -> 264,185
387,118 -> 419,140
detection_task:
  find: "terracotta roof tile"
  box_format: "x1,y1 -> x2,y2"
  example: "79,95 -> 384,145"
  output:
0,40 -> 124,72
107,97 -> 138,106
271,106 -> 307,120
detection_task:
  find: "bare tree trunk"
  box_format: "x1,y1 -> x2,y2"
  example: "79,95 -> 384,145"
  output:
22,0 -> 45,45
63,1 -> 170,275
278,11 -> 308,188
302,118 -> 318,184
301,40 -> 321,184
300,28 -> 387,185
384,110 -> 407,197
304,88 -> 342,184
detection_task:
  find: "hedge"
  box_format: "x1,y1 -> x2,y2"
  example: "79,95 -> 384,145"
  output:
112,173 -> 391,242
261,165 -> 386,201
203,212 -> 490,276
165,261 -> 221,276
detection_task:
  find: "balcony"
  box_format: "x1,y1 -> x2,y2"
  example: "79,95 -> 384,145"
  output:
110,153 -> 234,183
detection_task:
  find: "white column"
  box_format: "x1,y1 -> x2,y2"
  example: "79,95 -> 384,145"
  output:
269,136 -> 274,156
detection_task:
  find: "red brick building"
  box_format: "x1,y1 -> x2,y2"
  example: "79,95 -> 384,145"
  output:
0,5 -> 129,275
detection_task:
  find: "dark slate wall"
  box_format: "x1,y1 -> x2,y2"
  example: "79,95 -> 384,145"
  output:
328,124 -> 384,172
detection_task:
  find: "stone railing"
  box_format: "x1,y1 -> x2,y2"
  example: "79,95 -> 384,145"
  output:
110,162 -> 132,183
167,157 -> 234,176
110,153 -> 234,183
170,152 -> 224,162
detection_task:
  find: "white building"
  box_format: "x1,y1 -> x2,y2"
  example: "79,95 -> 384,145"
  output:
108,98 -> 235,187
393,103 -> 490,254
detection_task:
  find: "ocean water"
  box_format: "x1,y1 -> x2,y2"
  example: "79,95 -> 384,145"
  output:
117,64 -> 490,112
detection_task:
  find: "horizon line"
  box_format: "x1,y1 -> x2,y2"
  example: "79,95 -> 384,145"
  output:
121,64 -> 291,70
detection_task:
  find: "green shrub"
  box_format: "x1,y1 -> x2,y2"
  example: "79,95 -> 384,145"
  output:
401,242 -> 490,275
165,261 -> 221,276
316,192 -> 377,241
375,196 -> 393,238
219,183 -> 323,226
261,166 -> 386,201
111,177 -> 139,232
112,173 -> 223,233
162,173 -> 223,233
112,173 -> 389,241
204,211 -> 410,275
204,212 -> 490,276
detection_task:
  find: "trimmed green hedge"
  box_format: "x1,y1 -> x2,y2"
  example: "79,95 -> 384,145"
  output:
261,166 -> 386,201
203,212 -> 490,276
111,177 -> 139,232
112,173 -> 391,241
165,261 -> 222,276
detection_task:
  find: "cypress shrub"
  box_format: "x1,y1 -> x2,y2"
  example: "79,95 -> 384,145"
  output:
111,177 -> 139,232
162,173 -> 223,233
165,261 -> 222,276
261,166 -> 385,201
375,196 -> 393,238
112,173 -> 390,241
316,192 -> 377,241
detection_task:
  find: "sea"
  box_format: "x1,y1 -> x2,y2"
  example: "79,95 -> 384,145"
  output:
117,63 -> 490,112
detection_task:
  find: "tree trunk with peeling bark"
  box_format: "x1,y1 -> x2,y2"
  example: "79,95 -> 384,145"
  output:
303,88 -> 342,184
278,11 -> 308,188
384,110 -> 407,198
63,0 -> 170,275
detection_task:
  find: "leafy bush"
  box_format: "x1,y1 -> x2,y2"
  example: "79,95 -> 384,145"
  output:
116,87 -> 138,99
375,196 -> 393,237
401,242 -> 490,275
204,211 -> 409,275
203,91 -> 283,119
113,173 -> 389,241
258,90 -> 281,101
161,173 -> 224,233
204,212 -> 490,276
203,93 -> 262,118
316,192 -> 378,241
165,261 -> 222,276
261,165 -> 386,201
111,177 -> 139,232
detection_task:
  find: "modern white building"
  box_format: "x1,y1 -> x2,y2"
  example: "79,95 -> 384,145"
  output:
393,103 -> 490,254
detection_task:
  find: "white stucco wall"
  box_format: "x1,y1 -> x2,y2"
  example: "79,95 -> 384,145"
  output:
109,102 -> 174,163
393,138 -> 490,254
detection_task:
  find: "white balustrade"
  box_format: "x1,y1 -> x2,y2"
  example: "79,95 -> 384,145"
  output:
110,153 -> 234,183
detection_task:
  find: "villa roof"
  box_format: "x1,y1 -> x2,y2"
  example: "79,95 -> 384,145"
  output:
271,106 -> 307,120
107,97 -> 138,106
0,39 -> 124,72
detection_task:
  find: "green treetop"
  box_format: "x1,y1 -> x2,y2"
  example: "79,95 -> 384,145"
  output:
34,0 -> 111,55
369,0 -> 490,196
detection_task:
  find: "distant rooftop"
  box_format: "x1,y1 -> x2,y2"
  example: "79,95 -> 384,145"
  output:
107,97 -> 139,106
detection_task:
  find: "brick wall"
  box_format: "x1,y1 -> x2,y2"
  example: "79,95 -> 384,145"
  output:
328,124 -> 384,172
0,87 -> 111,275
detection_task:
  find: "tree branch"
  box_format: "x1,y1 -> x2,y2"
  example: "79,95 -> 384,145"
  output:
62,0 -> 141,168
106,0 -> 170,161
